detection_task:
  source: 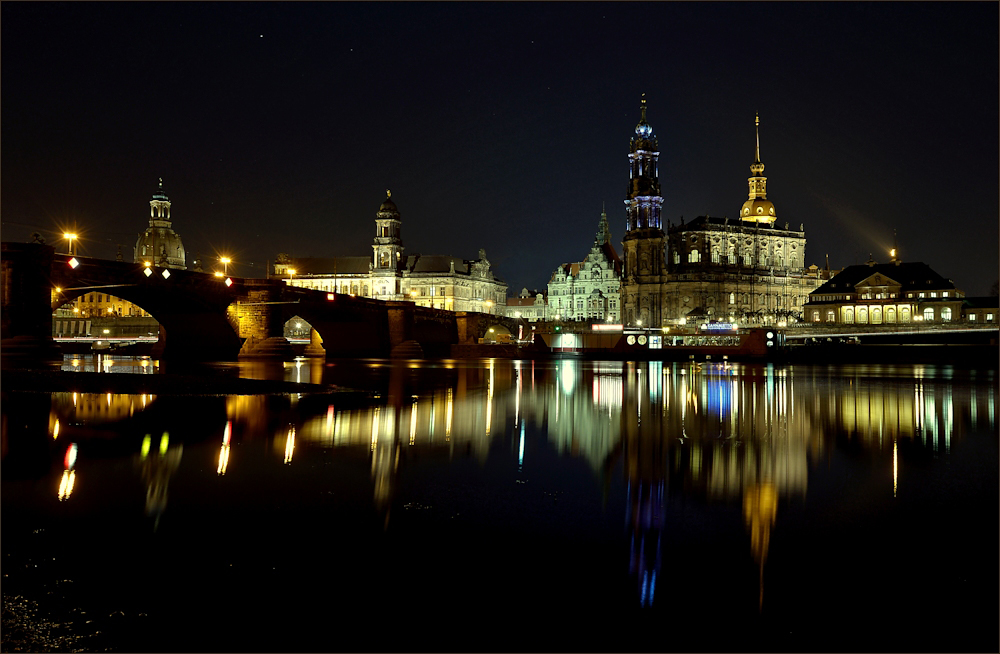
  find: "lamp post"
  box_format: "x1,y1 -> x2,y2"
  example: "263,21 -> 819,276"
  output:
287,268 -> 296,285
220,257 -> 231,275
63,233 -> 77,255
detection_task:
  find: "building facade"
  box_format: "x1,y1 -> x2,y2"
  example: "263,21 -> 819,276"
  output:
505,288 -> 548,323
546,208 -> 623,323
803,260 -> 967,325
275,192 -> 507,314
134,179 -> 186,269
621,105 -> 827,326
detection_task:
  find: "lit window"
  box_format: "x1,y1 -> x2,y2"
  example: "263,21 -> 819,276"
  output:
930,292 -> 937,298
923,307 -> 934,321
987,313 -> 995,321
969,314 -> 976,322
942,292 -> 949,297
919,292 -> 925,298
941,307 -> 952,321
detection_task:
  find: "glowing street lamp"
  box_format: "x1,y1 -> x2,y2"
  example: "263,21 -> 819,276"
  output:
63,233 -> 77,255
287,268 -> 296,285
220,257 -> 231,275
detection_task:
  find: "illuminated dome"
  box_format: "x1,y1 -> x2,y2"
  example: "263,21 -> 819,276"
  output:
740,199 -> 776,222
378,189 -> 399,216
134,179 -> 186,269
634,94 -> 654,139
635,118 -> 653,138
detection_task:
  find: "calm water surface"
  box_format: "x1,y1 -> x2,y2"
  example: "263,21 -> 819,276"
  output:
2,356 -> 997,652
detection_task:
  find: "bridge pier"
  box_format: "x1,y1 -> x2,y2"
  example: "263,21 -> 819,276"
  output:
233,285 -> 293,359
1,243 -> 63,363
386,301 -> 423,358
303,328 -> 326,358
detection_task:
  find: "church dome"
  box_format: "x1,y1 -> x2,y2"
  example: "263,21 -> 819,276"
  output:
378,189 -> 399,217
740,199 -> 776,222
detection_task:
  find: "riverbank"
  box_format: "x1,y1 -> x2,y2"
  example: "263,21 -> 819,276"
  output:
0,368 -> 371,397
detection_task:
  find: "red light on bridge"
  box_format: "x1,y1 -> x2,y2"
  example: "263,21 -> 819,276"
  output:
327,293 -> 335,301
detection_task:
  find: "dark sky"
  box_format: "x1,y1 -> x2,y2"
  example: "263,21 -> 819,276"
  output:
3,2 -> 997,295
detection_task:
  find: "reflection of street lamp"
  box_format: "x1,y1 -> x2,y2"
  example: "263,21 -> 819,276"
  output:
220,257 -> 231,275
63,233 -> 77,255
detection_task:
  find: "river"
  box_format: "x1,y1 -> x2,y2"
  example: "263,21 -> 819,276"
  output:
2,355 -> 997,652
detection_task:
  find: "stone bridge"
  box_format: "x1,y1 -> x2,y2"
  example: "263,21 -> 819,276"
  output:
1,243 -> 517,361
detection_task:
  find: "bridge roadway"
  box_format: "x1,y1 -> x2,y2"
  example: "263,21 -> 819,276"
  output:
1,242 -> 517,361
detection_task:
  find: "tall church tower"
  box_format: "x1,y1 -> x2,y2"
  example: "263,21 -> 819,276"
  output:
621,95 -> 667,327
371,190 -> 404,297
134,178 -> 186,269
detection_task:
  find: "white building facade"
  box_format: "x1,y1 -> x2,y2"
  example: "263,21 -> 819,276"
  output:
275,192 -> 507,314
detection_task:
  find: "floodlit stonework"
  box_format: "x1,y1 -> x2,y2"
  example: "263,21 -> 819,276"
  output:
134,179 -> 186,269
275,192 -> 507,314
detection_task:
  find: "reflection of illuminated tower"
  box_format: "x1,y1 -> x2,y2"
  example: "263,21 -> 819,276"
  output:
619,362 -> 669,606
135,432 -> 183,530
743,481 -> 777,611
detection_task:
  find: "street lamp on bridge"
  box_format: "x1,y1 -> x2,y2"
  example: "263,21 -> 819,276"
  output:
220,257 -> 231,275
63,233 -> 77,255
287,268 -> 296,285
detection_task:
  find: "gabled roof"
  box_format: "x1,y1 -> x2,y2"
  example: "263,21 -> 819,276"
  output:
813,262 -> 956,294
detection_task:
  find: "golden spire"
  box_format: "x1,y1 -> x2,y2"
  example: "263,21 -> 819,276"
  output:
640,93 -> 647,122
750,113 -> 765,177
755,113 -> 761,164
386,189 -> 391,198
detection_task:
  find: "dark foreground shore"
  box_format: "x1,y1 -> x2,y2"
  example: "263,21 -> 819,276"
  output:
0,368 -> 369,397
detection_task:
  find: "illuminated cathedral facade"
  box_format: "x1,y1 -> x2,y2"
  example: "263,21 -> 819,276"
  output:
620,101 -> 828,327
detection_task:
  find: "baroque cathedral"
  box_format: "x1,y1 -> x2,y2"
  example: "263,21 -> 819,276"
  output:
621,98 -> 827,327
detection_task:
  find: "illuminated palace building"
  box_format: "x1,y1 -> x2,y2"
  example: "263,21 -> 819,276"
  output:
621,101 -> 827,327
276,192 -> 507,314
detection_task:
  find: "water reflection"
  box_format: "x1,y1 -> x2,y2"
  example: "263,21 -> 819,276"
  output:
136,432 -> 182,530
4,359 -> 996,618
60,354 -> 158,374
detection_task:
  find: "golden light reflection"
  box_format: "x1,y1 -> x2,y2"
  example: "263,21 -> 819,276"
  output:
445,388 -> 453,442
409,399 -> 417,445
218,445 -> 230,475
743,481 -> 777,612
58,470 -> 76,500
284,427 -> 295,464
893,440 -> 898,497
52,418 -> 60,440
218,421 -> 232,475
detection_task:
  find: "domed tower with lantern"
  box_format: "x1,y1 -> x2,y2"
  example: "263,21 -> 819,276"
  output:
371,189 -> 405,298
134,179 -> 186,269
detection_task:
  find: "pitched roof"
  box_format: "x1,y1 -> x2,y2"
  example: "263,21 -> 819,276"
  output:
403,254 -> 469,274
813,262 -> 956,294
962,296 -> 1000,309
286,256 -> 371,275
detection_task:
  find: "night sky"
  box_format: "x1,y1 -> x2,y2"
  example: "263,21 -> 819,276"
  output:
3,2 -> 997,295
